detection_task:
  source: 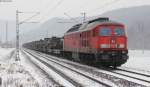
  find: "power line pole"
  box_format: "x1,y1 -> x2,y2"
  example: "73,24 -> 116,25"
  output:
141,23 -> 144,54
16,10 -> 20,61
6,21 -> 8,44
5,21 -> 8,48
46,29 -> 48,38
137,21 -> 144,54
15,10 -> 40,61
81,12 -> 86,23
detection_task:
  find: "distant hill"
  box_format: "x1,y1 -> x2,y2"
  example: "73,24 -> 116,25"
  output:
22,5 -> 150,50
21,17 -> 81,43
101,5 -> 150,49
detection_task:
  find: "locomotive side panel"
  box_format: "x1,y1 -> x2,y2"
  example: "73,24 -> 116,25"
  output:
64,33 -> 80,52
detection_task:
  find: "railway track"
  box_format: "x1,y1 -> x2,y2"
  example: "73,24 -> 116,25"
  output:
22,50 -> 82,87
26,49 -> 150,87
97,66 -> 150,84
21,51 -> 62,87
117,68 -> 150,78
108,68 -> 150,84
23,49 -> 113,87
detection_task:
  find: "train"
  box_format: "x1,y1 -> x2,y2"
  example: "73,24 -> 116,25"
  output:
23,17 -> 129,68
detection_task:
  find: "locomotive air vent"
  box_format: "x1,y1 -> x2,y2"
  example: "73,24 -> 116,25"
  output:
88,17 -> 109,24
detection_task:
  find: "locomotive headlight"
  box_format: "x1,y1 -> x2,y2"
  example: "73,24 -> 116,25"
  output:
119,44 -> 125,48
122,51 -> 127,54
101,44 -> 110,48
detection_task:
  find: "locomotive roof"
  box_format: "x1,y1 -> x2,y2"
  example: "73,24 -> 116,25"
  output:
66,17 -> 109,33
65,19 -> 124,35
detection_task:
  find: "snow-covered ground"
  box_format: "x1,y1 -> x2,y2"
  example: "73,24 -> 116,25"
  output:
27,49 -> 148,87
0,47 -> 13,57
0,47 -> 150,87
0,48 -> 40,87
0,62 -> 39,87
0,47 -> 14,62
20,51 -> 60,87
123,50 -> 150,72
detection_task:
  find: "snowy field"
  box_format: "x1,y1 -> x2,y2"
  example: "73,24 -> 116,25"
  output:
123,50 -> 150,72
0,48 -> 39,87
0,47 -> 150,87
0,47 -> 14,62
20,51 -> 60,87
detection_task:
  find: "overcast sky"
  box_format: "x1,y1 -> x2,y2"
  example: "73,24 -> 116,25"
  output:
0,0 -> 150,42
0,0 -> 150,22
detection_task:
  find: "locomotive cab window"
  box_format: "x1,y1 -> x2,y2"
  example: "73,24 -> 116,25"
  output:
99,27 -> 111,36
114,27 -> 125,36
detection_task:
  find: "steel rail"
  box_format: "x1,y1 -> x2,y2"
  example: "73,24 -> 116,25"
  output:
24,49 -> 112,87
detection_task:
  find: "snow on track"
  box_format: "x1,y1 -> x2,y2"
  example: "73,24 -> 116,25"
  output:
20,51 -> 61,87
119,66 -> 150,77
28,49 -> 149,87
24,49 -> 114,87
23,50 -> 77,87
113,70 -> 150,83
25,49 -> 121,87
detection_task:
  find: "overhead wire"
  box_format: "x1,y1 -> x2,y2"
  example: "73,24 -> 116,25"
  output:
81,0 -> 121,22
39,0 -> 65,22
38,0 -> 121,23
63,13 -> 79,23
41,0 -> 56,11
87,0 -> 120,14
19,12 -> 40,24
63,0 -> 121,23
64,0 -> 89,16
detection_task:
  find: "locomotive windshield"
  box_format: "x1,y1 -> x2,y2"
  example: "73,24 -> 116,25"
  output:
100,27 -> 111,36
99,27 -> 125,36
114,27 -> 125,36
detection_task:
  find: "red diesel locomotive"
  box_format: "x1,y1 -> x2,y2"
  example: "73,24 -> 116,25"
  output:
63,18 -> 128,67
